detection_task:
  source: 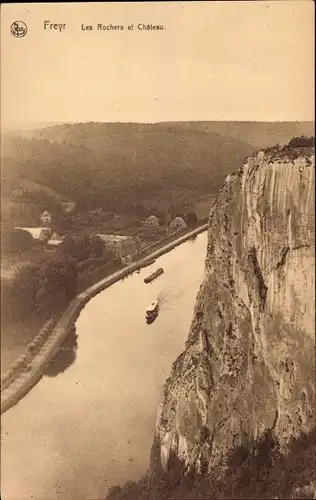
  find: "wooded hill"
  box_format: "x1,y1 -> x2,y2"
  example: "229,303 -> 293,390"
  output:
2,121 -> 314,218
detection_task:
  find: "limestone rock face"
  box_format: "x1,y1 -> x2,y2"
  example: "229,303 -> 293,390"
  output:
156,147 -> 315,474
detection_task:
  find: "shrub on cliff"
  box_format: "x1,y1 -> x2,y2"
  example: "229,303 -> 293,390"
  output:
287,136 -> 315,148
105,427 -> 316,500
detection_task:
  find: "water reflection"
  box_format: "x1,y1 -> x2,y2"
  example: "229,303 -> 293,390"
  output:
188,234 -> 198,242
43,326 -> 78,377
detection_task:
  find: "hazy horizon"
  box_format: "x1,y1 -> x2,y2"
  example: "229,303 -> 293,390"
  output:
3,119 -> 315,134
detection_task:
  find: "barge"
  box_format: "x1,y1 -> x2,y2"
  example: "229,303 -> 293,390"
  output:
144,268 -> 164,284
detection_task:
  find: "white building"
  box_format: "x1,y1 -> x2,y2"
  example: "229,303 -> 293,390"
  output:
144,215 -> 160,227
40,210 -> 52,226
170,217 -> 188,232
96,234 -> 139,261
15,227 -> 52,242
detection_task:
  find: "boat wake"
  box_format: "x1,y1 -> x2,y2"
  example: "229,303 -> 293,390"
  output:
156,287 -> 183,310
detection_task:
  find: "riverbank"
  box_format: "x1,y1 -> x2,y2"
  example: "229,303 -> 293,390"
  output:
77,223 -> 207,293
0,225 -> 203,374
1,224 -> 208,414
1,313 -> 53,374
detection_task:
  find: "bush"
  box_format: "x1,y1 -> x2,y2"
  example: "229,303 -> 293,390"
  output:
12,264 -> 40,317
106,485 -> 122,499
58,233 -> 110,262
2,255 -> 78,323
287,136 -> 315,148
106,428 -> 316,500
184,211 -> 198,228
2,228 -> 34,254
35,255 -> 78,312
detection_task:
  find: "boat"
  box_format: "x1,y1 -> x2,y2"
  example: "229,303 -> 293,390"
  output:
144,267 -> 164,284
146,300 -> 159,321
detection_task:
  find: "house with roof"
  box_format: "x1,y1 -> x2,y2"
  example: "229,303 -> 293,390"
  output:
96,234 -> 139,262
46,232 -> 65,248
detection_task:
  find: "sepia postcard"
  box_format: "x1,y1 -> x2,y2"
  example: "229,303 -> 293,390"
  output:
1,2 -> 315,500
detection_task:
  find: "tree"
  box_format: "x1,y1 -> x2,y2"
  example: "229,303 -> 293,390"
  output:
35,255 -> 78,312
58,233 -> 107,262
2,255 -> 78,322
184,211 -> 198,227
2,228 -> 34,254
139,216 -> 163,242
52,211 -> 72,233
287,136 -> 315,148
58,234 -> 80,260
1,280 -> 17,323
155,211 -> 167,226
86,235 -> 105,259
13,263 -> 40,316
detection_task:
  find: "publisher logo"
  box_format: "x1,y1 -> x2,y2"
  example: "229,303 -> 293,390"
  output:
11,21 -> 28,37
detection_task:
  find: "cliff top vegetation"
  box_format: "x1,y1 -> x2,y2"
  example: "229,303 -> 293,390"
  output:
248,135 -> 315,163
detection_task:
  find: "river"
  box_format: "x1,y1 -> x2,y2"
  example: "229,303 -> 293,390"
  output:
1,231 -> 207,500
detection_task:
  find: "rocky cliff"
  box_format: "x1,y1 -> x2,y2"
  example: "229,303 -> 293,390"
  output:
156,146 -> 315,475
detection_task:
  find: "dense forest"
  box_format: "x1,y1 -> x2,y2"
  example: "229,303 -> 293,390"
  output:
2,121 -> 314,222
2,123 -> 253,214
168,121 -> 314,149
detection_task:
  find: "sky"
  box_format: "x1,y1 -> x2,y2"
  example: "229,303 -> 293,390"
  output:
1,1 -> 315,127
